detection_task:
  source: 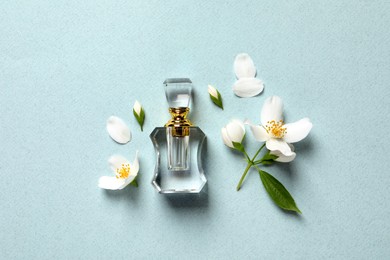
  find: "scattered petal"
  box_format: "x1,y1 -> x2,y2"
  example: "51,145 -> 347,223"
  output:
107,116 -> 131,144
232,78 -> 264,98
261,96 -> 284,126
234,53 -> 256,79
283,118 -> 313,143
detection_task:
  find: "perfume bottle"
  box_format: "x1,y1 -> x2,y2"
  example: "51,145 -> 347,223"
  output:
150,78 -> 207,193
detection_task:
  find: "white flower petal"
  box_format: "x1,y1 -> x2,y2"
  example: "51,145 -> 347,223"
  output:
98,176 -> 126,190
108,155 -> 130,173
234,53 -> 256,79
133,100 -> 142,115
261,96 -> 284,125
118,176 -> 136,189
266,138 -> 293,156
119,151 -> 139,188
208,85 -> 218,98
226,119 -> 245,143
232,78 -> 264,98
221,127 -> 234,148
283,118 -> 313,143
271,149 -> 296,163
131,151 -> 139,177
106,116 -> 131,144
249,124 -> 269,142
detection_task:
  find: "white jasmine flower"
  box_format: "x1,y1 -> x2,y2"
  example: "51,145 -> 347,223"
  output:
208,85 -> 223,109
106,116 -> 131,144
232,53 -> 264,97
133,100 -> 145,131
221,119 -> 246,148
99,151 -> 139,190
248,96 -> 312,157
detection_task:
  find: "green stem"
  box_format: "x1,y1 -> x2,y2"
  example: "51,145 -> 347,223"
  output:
236,162 -> 252,191
236,143 -> 266,191
243,150 -> 251,162
252,143 -> 265,161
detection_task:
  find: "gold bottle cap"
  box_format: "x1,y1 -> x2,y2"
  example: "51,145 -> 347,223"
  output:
165,107 -> 193,137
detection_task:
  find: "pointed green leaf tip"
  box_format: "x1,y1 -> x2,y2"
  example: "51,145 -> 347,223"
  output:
258,170 -> 301,214
208,85 -> 224,110
133,102 -> 145,131
130,178 -> 138,187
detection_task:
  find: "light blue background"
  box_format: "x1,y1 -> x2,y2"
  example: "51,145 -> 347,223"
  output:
1,1 -> 389,259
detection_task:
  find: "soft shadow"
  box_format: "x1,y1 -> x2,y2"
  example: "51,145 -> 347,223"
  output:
102,185 -> 141,205
273,162 -> 298,181
293,136 -> 316,158
163,184 -> 209,208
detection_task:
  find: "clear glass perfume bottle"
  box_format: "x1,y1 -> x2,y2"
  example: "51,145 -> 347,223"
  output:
150,78 -> 207,194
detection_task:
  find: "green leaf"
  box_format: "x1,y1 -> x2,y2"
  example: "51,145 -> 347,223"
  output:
261,151 -> 279,161
130,178 -> 138,187
133,108 -> 145,131
258,170 -> 301,213
209,91 -> 223,110
256,151 -> 279,165
260,160 -> 274,165
232,141 -> 245,153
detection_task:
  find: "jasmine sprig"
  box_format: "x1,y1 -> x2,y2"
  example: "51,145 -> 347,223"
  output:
133,100 -> 145,131
222,119 -> 302,214
235,142 -> 301,214
208,85 -> 224,110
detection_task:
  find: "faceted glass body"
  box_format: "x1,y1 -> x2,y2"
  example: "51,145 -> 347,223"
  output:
150,126 -> 206,194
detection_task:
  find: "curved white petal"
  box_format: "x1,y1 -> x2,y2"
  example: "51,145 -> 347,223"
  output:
221,127 -> 233,148
226,119 -> 245,143
106,116 -> 131,144
271,150 -> 296,163
108,155 -> 131,173
208,85 -> 218,98
246,121 -> 269,142
130,151 -> 139,177
98,176 -> 126,190
232,78 -> 264,98
119,151 -> 139,188
266,138 -> 293,156
133,101 -> 142,115
283,118 -> 313,143
234,53 -> 256,79
261,96 -> 284,125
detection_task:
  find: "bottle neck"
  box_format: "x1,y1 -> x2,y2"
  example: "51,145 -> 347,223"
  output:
165,107 -> 193,137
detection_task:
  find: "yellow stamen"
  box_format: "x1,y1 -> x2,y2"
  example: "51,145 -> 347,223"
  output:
265,120 -> 287,139
116,164 -> 130,179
